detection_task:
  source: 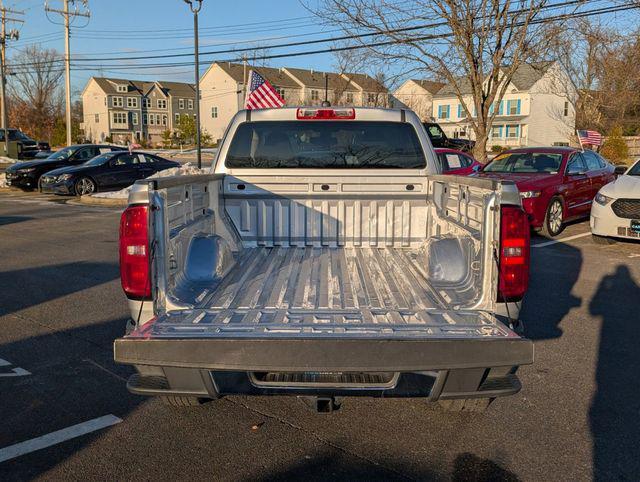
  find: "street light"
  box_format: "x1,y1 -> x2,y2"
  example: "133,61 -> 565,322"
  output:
184,0 -> 203,169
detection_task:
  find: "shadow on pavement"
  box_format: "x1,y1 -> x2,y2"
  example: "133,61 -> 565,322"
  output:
520,242 -> 583,341
0,262 -> 119,318
257,451 -> 519,481
0,216 -> 33,226
589,265 -> 640,480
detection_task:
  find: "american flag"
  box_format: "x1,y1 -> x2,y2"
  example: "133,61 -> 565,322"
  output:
244,70 -> 285,110
577,129 -> 603,146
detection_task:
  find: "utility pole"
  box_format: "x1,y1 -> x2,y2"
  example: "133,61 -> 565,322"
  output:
45,0 -> 90,146
183,0 -> 203,169
0,5 -> 23,155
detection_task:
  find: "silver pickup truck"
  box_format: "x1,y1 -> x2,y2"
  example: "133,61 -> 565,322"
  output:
114,107 -> 533,412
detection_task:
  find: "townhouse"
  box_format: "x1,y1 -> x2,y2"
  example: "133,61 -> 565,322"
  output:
391,79 -> 445,120
429,62 -> 577,149
199,62 -> 388,140
81,77 -> 196,146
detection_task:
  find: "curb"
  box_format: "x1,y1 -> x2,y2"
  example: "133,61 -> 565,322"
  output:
75,195 -> 128,207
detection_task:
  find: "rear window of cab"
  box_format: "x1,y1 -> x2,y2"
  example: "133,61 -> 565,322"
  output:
225,121 -> 426,169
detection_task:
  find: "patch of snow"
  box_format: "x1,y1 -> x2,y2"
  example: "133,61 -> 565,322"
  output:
0,156 -> 19,164
91,163 -> 213,199
0,172 -> 7,188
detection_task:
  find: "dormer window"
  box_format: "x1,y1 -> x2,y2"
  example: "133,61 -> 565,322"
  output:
116,85 -> 127,93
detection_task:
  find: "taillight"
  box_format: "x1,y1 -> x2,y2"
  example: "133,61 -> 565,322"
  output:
296,107 -> 355,120
498,206 -> 530,301
119,205 -> 151,299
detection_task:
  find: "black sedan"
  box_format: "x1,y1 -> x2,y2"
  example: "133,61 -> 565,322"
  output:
0,128 -> 50,159
40,151 -> 180,196
4,144 -> 124,190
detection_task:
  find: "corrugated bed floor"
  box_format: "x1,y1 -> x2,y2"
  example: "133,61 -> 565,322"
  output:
198,247 -> 442,312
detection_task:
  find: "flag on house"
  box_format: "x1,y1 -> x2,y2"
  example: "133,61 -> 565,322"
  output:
577,130 -> 603,147
244,70 -> 285,110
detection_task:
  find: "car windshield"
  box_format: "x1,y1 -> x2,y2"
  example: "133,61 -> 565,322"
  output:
83,152 -> 117,166
484,152 -> 563,174
47,146 -> 78,160
226,121 -> 427,169
627,160 -> 640,176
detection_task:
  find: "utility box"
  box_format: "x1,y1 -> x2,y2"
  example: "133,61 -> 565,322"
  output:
0,141 -> 20,159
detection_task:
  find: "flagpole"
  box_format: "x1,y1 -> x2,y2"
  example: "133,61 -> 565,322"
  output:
576,129 -> 584,152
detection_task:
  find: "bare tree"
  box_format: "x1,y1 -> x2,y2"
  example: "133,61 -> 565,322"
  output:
313,0 -> 558,160
7,45 -> 64,141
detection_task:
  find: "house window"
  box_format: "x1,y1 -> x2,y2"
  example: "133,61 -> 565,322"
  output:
188,99 -> 194,109
157,99 -> 167,109
275,88 -> 285,100
346,92 -> 354,104
116,85 -> 127,93
506,125 -> 519,138
367,93 -> 376,103
131,112 -> 139,125
179,99 -> 185,109
211,106 -> 218,118
112,96 -> 123,107
126,97 -> 138,108
111,112 -> 127,126
564,101 -> 569,117
175,113 -> 180,123
149,114 -> 155,126
143,98 -> 151,108
162,115 -> 167,126
506,99 -> 521,115
491,125 -> 503,139
94,114 -> 99,123
438,105 -> 450,119
311,90 -> 319,101
143,114 -> 148,125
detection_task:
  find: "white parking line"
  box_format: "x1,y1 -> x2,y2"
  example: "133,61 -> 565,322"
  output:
0,415 -> 122,463
0,358 -> 31,377
531,232 -> 592,248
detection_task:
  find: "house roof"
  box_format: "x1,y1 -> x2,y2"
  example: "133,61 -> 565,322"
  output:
214,62 -> 386,92
88,77 -> 194,97
410,79 -> 445,94
435,61 -> 555,97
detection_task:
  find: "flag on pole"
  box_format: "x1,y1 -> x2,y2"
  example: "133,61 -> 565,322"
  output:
244,70 -> 285,110
577,129 -> 603,147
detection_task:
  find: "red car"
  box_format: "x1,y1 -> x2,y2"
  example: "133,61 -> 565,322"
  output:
476,147 -> 616,237
435,148 -> 483,175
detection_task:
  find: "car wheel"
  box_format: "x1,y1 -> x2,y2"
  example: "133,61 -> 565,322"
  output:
592,234 -> 616,245
74,177 -> 96,196
541,197 -> 565,237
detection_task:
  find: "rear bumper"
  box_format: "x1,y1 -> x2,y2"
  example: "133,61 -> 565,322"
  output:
114,336 -> 534,372
114,336 -> 533,400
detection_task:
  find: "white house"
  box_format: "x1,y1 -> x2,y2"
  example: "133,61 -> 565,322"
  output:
391,79 -> 445,120
199,62 -> 388,141
431,62 -> 577,148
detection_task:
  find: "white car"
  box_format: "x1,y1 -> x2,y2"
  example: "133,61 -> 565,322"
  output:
590,160 -> 640,244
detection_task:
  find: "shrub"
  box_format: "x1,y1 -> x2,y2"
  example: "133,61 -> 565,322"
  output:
491,144 -> 504,153
601,126 -> 630,165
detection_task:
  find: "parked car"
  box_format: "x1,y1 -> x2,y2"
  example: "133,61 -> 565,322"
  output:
0,128 -> 50,159
4,144 -> 123,190
40,151 -> 180,196
590,159 -> 640,244
435,147 -> 482,175
113,107 -> 533,413
476,147 -> 616,237
423,122 -> 475,152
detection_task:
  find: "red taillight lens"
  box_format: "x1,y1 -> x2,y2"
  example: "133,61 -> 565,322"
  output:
498,206 -> 530,301
296,107 -> 355,120
119,205 -> 151,299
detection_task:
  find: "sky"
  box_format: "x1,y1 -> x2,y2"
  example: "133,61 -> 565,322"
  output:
9,0 -> 333,97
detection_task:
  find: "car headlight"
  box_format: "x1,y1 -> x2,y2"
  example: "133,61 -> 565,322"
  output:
57,174 -> 73,181
594,192 -> 613,206
19,168 -> 36,173
520,191 -> 541,199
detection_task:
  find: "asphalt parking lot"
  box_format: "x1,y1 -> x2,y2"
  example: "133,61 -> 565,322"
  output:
1,190 -> 639,481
